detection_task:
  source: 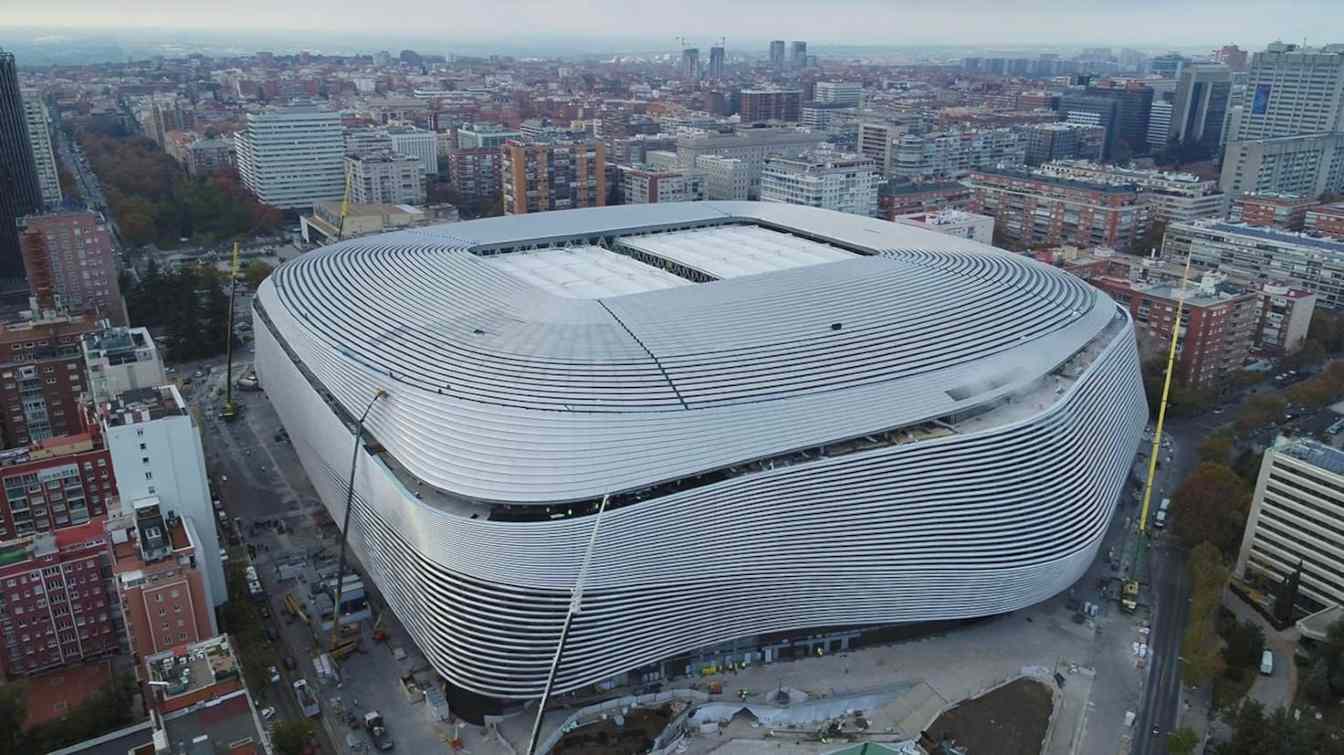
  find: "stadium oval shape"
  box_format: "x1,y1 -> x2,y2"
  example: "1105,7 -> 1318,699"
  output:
253,201 -> 1147,707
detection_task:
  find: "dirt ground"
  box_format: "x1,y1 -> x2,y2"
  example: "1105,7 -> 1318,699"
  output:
551,705 -> 674,755
925,677 -> 1055,755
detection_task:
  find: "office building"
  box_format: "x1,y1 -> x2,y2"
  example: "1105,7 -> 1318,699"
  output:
346,152 -> 426,206
99,385 -> 225,608
0,520 -> 119,677
0,312 -> 98,448
1165,221 -> 1344,310
857,122 -> 905,176
502,138 -> 607,214
695,155 -> 751,200
446,147 -> 505,203
967,168 -> 1151,252
1237,43 -> 1344,141
81,326 -> 167,405
680,48 -> 700,81
814,82 -> 863,108
676,129 -> 823,198
0,429 -> 115,540
1235,436 -> 1344,614
1091,273 -> 1259,387
800,103 -> 855,130
21,92 -> 60,209
254,201 -> 1146,706
893,128 -> 1026,182
108,500 -> 217,660
769,40 -> 786,70
1219,133 -> 1344,197
1150,53 -> 1187,79
1086,82 -> 1155,158
1216,45 -> 1250,72
20,212 -> 126,324
790,41 -> 807,69
1059,94 -> 1121,158
739,89 -> 802,123
1147,99 -> 1174,149
234,107 -> 345,210
182,136 -> 234,177
386,126 -> 439,178
1257,285 -> 1317,354
893,209 -> 995,245
619,165 -> 705,204
760,152 -> 880,217
1023,122 -> 1106,166
0,51 -> 43,281
1306,203 -> 1344,238
1230,192 -> 1317,230
344,125 -> 393,157
1171,64 -> 1233,149
1036,160 -> 1227,224
707,46 -> 726,79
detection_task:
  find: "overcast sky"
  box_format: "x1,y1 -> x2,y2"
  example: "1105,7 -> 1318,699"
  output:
5,0 -> 1343,50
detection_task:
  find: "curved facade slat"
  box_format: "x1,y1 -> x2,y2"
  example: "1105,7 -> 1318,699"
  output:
253,202 -> 1147,702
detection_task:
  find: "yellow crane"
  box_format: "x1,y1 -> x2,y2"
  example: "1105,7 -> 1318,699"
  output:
220,242 -> 242,422
336,163 -> 354,242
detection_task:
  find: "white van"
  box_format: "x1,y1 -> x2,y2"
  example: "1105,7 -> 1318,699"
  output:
1158,497 -> 1171,514
1154,510 -> 1168,529
1260,649 -> 1274,675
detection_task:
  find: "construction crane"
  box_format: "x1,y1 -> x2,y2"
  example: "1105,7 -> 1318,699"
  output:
220,241 -> 242,422
1121,254 -> 1193,612
336,163 -> 354,242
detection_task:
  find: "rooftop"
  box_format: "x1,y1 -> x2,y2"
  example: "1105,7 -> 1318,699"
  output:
616,225 -> 856,280
1276,435 -> 1344,477
146,635 -> 240,702
101,385 -> 188,427
481,246 -> 691,299
1198,222 -> 1344,253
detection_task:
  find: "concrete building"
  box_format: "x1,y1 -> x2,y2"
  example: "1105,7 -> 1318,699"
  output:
82,326 -> 167,406
968,168 -> 1151,252
301,201 -> 457,244
502,138 -> 607,215
1257,285 -> 1317,354
1150,53 -> 1187,79
814,82 -> 863,108
893,128 -> 1026,182
0,313 -> 98,447
182,136 -> 234,177
0,520 -> 119,677
1023,122 -> 1107,166
695,155 -> 751,201
790,41 -> 807,69
1236,43 -> 1344,141
108,499 -> 217,661
1306,203 -> 1344,238
0,429 -> 114,540
19,212 -> 126,325
680,48 -> 700,81
1218,133 -> 1344,197
0,51 -> 43,281
619,165 -> 705,204
769,40 -> 786,70
879,181 -> 975,221
1236,436 -> 1344,613
676,129 -> 823,199
1035,160 -> 1227,224
387,125 -> 439,177
344,125 -> 393,157
346,152 -> 426,206
893,209 -> 995,245
99,385 -> 224,608
1147,99 -> 1174,149
1059,94 -> 1121,159
1165,221 -> 1344,310
857,122 -> 905,176
21,91 -> 60,209
1230,192 -> 1317,230
707,46 -> 725,79
457,123 -> 522,150
1091,272 -> 1259,387
739,89 -> 802,123
234,107 -> 345,210
760,152 -> 880,217
1170,64 -> 1233,149
445,146 -> 504,203
1082,81 -> 1155,157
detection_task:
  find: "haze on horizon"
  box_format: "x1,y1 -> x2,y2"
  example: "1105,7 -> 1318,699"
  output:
5,0 -> 1344,50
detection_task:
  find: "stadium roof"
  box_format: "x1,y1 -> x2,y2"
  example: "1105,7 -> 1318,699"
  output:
258,202 -> 1123,504
618,225 -> 854,279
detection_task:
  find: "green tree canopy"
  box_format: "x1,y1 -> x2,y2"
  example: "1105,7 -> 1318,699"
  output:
1173,465 -> 1252,558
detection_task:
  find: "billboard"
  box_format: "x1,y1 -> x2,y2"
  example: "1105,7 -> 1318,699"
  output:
1252,84 -> 1273,115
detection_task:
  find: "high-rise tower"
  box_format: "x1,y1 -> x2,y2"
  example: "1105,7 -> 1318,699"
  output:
0,50 -> 44,281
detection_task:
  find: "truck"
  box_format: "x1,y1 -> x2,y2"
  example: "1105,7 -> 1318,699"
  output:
1261,649 -> 1275,676
293,679 -> 320,718
364,711 -> 394,751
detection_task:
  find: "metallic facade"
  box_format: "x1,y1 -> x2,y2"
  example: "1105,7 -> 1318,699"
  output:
254,202 -> 1147,700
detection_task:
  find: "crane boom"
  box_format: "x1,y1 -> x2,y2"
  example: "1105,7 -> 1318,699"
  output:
220,242 -> 241,422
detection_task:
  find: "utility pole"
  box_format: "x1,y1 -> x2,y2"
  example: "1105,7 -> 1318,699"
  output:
329,388 -> 388,652
525,495 -> 610,755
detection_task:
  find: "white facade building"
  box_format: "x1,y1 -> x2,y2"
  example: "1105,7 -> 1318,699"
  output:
760,152 -> 880,217
814,81 -> 864,108
1237,43 -> 1344,141
1036,160 -> 1228,223
346,152 -> 426,206
619,166 -> 705,204
675,129 -> 824,198
21,91 -> 61,208
893,128 -> 1026,182
386,126 -> 439,177
1218,133 -> 1344,197
234,107 -> 345,210
1147,99 -> 1173,149
82,326 -> 167,405
893,209 -> 995,245
99,385 -> 225,607
695,155 -> 751,200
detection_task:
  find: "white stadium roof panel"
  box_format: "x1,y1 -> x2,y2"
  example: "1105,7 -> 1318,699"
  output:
618,225 -> 855,279
480,246 -> 690,299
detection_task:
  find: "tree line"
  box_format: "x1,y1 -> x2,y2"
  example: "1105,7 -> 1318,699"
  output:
126,259 -> 232,362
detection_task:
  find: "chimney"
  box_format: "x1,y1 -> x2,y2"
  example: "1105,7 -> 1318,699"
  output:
19,230 -> 56,314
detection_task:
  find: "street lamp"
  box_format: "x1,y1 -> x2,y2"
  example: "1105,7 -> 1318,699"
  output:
328,388 -> 388,652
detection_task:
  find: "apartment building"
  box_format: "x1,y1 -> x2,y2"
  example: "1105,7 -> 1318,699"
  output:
893,128 -> 1026,182
1219,133 -> 1344,197
0,429 -> 115,541
386,125 -> 439,177
1306,203 -> 1344,238
0,312 -> 98,448
1257,285 -> 1317,354
234,107 -> 345,210
857,122 -> 905,176
694,155 -> 751,201
82,326 -> 167,406
20,212 -> 127,325
1230,192 -> 1317,230
967,168 -> 1151,252
1036,160 -> 1228,224
759,152 -> 880,217
813,82 -> 863,108
619,165 -> 705,204
0,519 -> 119,677
346,152 -> 426,206
675,129 -> 823,199
445,147 -> 504,203
739,89 -> 802,124
879,181 -> 975,221
893,209 -> 995,245
21,91 -> 60,209
456,123 -> 522,149
502,138 -> 606,215
182,136 -> 234,177
1165,221 -> 1344,310
1022,123 -> 1107,166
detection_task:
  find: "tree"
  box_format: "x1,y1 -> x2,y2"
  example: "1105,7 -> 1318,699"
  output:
1198,432 -> 1234,465
1183,542 -> 1230,686
1223,620 -> 1265,669
1167,727 -> 1199,755
241,260 -> 275,289
1283,339 -> 1328,371
0,683 -> 26,755
1172,465 -> 1252,558
1306,657 -> 1333,704
1234,394 -> 1286,435
271,719 -> 315,755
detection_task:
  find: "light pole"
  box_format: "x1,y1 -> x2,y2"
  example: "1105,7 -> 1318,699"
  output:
525,495 -> 610,755
329,388 -> 388,652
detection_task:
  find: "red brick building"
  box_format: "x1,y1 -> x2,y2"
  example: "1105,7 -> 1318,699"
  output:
966,168 -> 1150,252
1230,193 -> 1316,231
879,181 -> 974,221
0,520 -> 120,678
0,313 -> 99,448
502,139 -> 606,215
20,212 -> 127,325
1306,203 -> 1344,239
0,429 -> 116,540
739,89 -> 803,124
445,147 -> 504,203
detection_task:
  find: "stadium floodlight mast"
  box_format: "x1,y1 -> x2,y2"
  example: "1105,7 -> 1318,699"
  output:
329,387 -> 388,652
525,494 -> 610,755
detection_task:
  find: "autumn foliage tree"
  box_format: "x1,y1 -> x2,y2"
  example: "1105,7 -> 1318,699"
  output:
1172,463 -> 1252,558
1182,541 -> 1230,686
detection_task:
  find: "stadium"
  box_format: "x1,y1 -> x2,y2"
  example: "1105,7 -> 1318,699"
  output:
252,201 -> 1147,709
